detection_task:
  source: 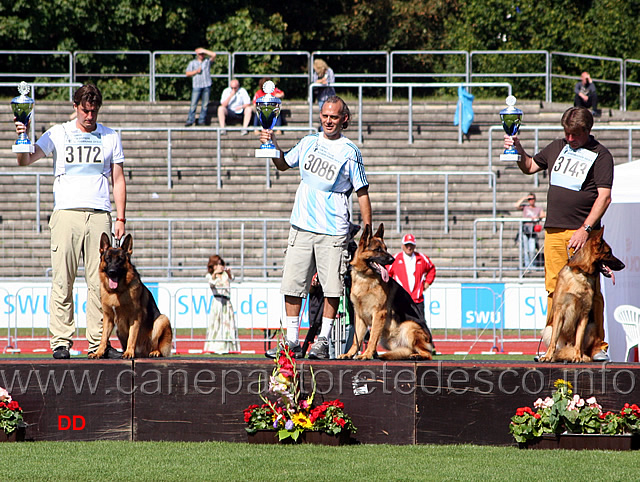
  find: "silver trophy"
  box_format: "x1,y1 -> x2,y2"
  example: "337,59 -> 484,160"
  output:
11,81 -> 35,154
254,80 -> 281,158
500,95 -> 523,162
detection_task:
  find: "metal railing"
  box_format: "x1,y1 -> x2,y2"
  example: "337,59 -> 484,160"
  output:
366,171 -> 496,234
488,124 -> 640,182
151,50 -> 232,101
307,81 -> 512,144
4,49 -> 640,109
550,51 -> 624,108
470,50 -> 550,101
473,218 -> 545,279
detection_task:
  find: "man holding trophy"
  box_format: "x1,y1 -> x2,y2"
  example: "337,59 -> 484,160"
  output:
13,83 -> 127,360
503,105 -> 614,362
259,92 -> 372,359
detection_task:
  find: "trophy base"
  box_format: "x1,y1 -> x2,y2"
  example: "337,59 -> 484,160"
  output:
500,153 -> 521,162
13,144 -> 35,154
255,148 -> 280,158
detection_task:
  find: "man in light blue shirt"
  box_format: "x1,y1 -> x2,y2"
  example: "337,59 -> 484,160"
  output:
260,96 -> 372,359
185,48 -> 216,126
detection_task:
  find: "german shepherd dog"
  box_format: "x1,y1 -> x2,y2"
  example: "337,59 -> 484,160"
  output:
339,223 -> 434,360
89,233 -> 173,359
540,228 -> 625,363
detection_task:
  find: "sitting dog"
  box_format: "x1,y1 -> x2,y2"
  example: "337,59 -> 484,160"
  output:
89,233 -> 173,359
339,223 -> 434,360
540,228 -> 625,363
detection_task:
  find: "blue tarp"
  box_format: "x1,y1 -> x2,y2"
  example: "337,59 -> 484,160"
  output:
454,86 -> 474,134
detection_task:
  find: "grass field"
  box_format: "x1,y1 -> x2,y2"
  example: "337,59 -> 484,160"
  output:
1,441 -> 638,481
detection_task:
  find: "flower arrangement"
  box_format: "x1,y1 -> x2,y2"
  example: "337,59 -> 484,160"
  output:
243,341 -> 357,442
510,378 -> 640,444
0,386 -> 25,437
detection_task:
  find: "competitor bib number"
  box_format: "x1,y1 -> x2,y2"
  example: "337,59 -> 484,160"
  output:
63,131 -> 105,176
549,145 -> 597,191
303,153 -> 337,182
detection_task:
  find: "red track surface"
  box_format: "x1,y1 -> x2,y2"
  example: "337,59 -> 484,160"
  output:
2,336 -> 542,356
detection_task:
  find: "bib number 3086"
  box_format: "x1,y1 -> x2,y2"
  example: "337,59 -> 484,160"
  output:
303,154 -> 336,181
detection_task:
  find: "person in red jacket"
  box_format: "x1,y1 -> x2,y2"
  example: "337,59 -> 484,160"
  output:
388,234 -> 436,322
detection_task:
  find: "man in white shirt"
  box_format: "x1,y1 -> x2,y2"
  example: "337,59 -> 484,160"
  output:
260,96 -> 372,359
15,84 -> 127,360
217,79 -> 252,135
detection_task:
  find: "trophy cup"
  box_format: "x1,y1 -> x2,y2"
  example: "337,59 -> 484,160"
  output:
254,80 -> 281,158
11,81 -> 35,154
499,95 -> 523,162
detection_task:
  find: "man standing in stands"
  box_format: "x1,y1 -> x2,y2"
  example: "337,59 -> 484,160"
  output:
185,47 -> 216,127
260,95 -> 372,359
388,234 -> 436,322
14,84 -> 126,360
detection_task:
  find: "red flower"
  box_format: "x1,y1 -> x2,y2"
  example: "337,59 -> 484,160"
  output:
0,402 -> 6,409
534,413 -> 541,419
328,400 -> 344,409
333,417 -> 345,427
516,407 -> 525,417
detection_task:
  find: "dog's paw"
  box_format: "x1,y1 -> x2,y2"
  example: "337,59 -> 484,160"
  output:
354,353 -> 375,360
122,351 -> 135,359
87,351 -> 103,359
149,350 -> 162,357
538,355 -> 551,362
338,354 -> 353,360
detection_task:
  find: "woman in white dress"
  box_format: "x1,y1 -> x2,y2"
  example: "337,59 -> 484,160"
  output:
204,255 -> 240,353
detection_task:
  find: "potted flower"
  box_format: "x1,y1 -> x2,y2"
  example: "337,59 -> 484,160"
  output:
510,379 -> 640,450
244,341 -> 356,444
0,386 -> 26,442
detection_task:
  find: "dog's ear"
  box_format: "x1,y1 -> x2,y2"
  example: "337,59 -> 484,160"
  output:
100,232 -> 111,253
120,234 -> 133,255
359,224 -> 372,247
373,223 -> 384,239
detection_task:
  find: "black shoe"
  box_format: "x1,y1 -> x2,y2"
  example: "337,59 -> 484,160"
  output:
308,337 -> 330,359
185,122 -> 193,127
265,340 -> 303,359
53,346 -> 70,359
88,345 -> 123,359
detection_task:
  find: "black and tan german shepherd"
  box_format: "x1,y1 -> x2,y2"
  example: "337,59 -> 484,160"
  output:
339,223 -> 434,360
89,233 -> 172,359
540,228 -> 625,363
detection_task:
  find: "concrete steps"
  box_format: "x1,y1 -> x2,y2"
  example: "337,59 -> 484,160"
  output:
2,98 -> 639,279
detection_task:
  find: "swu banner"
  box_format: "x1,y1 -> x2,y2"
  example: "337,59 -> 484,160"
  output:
0,280 -> 548,331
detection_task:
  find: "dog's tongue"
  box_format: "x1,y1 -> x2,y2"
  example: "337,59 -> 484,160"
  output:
371,262 -> 389,282
602,265 -> 616,285
109,278 -> 118,290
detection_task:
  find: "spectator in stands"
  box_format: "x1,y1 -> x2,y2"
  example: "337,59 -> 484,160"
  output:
388,234 -> 436,322
204,255 -> 240,354
185,48 -> 217,127
260,95 -> 372,360
14,84 -> 126,360
515,193 -> 546,268
504,106 -> 614,362
253,77 -> 285,134
312,59 -> 336,110
217,78 -> 252,135
574,71 -> 600,117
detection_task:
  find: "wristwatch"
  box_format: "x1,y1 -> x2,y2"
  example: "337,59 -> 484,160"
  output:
583,224 -> 592,233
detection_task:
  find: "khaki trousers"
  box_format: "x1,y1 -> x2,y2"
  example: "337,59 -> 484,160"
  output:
49,209 -> 112,352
